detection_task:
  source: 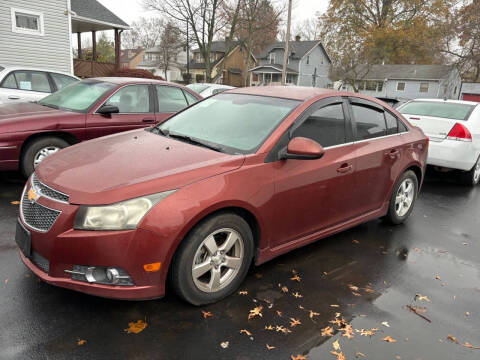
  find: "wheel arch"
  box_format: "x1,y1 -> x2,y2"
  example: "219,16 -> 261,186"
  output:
20,131 -> 78,163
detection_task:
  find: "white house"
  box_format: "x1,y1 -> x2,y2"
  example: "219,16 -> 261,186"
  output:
137,46 -> 188,82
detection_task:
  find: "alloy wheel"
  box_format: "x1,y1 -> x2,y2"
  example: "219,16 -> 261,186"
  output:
395,178 -> 415,217
192,228 -> 244,293
473,160 -> 480,184
33,146 -> 61,168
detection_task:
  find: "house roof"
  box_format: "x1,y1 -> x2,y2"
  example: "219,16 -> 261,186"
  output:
258,40 -> 331,63
192,41 -> 241,53
71,0 -> 130,30
249,64 -> 299,74
359,64 -> 455,80
120,48 -> 144,63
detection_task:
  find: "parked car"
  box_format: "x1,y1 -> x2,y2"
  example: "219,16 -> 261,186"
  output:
398,99 -> 480,186
0,77 -> 201,177
187,83 -> 235,97
376,96 -> 410,109
0,66 -> 79,104
15,87 -> 427,305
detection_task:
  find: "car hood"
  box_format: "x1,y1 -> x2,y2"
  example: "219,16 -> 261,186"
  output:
0,102 -> 74,132
35,129 -> 245,205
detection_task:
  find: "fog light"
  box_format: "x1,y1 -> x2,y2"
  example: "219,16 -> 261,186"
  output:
106,268 -> 120,284
65,265 -> 134,286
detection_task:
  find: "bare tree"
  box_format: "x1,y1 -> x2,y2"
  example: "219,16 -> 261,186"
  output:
158,22 -> 184,81
292,16 -> 321,41
122,17 -> 165,49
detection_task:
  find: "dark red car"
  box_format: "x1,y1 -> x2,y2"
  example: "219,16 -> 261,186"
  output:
15,87 -> 428,305
0,77 -> 201,176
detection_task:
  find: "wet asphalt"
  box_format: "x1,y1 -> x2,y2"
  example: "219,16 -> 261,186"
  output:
0,170 -> 479,360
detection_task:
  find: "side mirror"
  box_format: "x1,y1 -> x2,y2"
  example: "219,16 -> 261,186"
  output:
280,137 -> 324,160
97,104 -> 119,115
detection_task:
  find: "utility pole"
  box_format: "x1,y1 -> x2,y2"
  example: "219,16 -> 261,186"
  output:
186,22 -> 190,84
282,0 -> 292,85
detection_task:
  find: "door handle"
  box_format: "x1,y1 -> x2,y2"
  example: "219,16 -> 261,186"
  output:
8,95 -> 20,100
142,118 -> 155,123
337,163 -> 353,173
386,149 -> 400,158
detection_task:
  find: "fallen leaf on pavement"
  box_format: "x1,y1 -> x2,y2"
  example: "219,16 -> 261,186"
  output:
291,274 -> 302,282
299,305 -> 305,310
352,239 -> 360,244
415,293 -> 431,302
276,325 -> 292,334
383,336 -> 397,343
220,341 -> 229,349
463,342 -> 480,349
254,273 -> 263,278
202,311 -> 213,319
281,286 -> 289,293
293,292 -> 303,298
309,310 -> 320,319
352,291 -> 361,297
321,326 -> 334,337
330,351 -> 346,360
356,352 -> 366,358
11,201 -> 20,205
77,339 -> 86,346
382,321 -> 390,327
266,344 -> 275,350
4,279 -> 8,284
248,306 -> 263,320
276,310 -> 282,317
466,312 -> 470,316
240,329 -> 252,336
348,284 -> 359,291
356,328 -> 379,336
238,290 -> 248,295
290,318 -> 301,327
124,319 -> 147,334
340,324 -> 354,339
291,354 -> 307,360
265,325 -> 274,331
447,335 -> 459,343
333,339 -> 340,350
330,304 -> 340,308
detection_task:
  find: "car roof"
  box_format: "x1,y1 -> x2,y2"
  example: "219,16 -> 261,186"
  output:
227,86 -> 341,101
0,65 -> 79,78
93,77 -> 174,86
408,98 -> 479,106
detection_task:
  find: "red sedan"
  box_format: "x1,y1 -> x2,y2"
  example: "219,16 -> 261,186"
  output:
15,87 -> 428,305
0,77 -> 201,176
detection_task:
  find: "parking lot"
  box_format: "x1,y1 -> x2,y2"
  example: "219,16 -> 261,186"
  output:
0,170 -> 479,360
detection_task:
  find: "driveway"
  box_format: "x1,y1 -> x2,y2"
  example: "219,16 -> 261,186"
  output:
0,171 -> 479,359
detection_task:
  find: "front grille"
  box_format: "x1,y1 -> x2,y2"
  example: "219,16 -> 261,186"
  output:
21,190 -> 61,232
31,251 -> 50,273
32,174 -> 69,203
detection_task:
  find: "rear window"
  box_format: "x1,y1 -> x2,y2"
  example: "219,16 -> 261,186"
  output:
186,84 -> 209,93
399,101 -> 475,121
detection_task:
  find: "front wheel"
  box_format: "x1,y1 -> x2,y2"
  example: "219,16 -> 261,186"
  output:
385,170 -> 419,225
21,137 -> 69,177
171,212 -> 254,305
460,156 -> 480,187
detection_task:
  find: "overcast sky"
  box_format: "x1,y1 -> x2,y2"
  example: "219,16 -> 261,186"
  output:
98,0 -> 330,29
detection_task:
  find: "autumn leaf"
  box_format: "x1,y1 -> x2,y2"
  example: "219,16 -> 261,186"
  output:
299,305 -> 305,310
321,326 -> 334,337
290,274 -> 302,282
124,319 -> 147,334
293,292 -> 303,298
248,306 -> 263,320
240,329 -> 252,336
4,279 -> 8,284
220,341 -> 229,349
330,351 -> 346,360
333,339 -> 340,350
463,342 -> 480,349
238,290 -> 248,295
383,336 -> 397,343
340,324 -> 354,339
10,201 -> 20,205
266,344 -> 276,350
330,304 -> 340,308
356,328 -> 379,336
356,352 -> 366,358
415,293 -> 431,302
254,273 -> 263,279
276,310 -> 282,317
290,318 -> 301,327
309,310 -> 320,319
276,325 -> 292,334
381,321 -> 390,327
291,354 -> 307,360
281,286 -> 289,293
202,311 -> 213,319
466,312 -> 470,316
265,325 -> 274,331
352,239 -> 360,244
348,284 -> 359,291
447,335 -> 459,344
77,339 -> 86,346
352,291 -> 361,297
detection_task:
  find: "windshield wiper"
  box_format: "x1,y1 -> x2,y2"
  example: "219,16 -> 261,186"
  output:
168,132 -> 224,153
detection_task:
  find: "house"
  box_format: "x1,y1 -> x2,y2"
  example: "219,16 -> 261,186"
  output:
249,36 -> 331,87
0,0 -> 129,77
459,83 -> 480,102
188,41 -> 257,87
137,46 -> 188,82
120,47 -> 145,69
341,64 -> 462,100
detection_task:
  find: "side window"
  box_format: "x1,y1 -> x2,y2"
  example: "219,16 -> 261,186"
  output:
50,73 -> 78,90
352,104 -> 386,140
183,90 -> 198,105
156,85 -> 188,112
1,73 -> 17,89
385,112 -> 398,135
105,85 -> 150,113
398,120 -> 408,133
292,103 -> 346,148
14,71 -> 51,92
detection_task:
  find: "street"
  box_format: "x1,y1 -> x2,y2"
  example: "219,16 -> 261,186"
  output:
0,170 -> 479,360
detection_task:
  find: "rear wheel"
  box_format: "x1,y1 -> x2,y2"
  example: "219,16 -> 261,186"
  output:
460,156 -> 480,186
385,170 -> 418,225
21,137 -> 69,177
171,212 -> 254,305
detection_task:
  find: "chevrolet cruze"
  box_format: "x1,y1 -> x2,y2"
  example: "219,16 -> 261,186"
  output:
15,87 -> 428,305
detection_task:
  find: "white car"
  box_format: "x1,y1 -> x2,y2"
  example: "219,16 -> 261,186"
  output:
398,99 -> 480,186
186,83 -> 235,97
0,65 -> 79,104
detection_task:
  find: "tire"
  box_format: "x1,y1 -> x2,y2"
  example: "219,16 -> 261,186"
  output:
171,212 -> 254,305
460,156 -> 480,187
385,170 -> 419,225
21,137 -> 69,177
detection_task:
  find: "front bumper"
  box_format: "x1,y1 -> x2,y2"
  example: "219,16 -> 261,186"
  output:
427,139 -> 479,171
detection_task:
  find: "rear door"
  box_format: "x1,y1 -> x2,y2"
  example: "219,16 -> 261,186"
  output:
348,98 -> 404,214
85,84 -> 155,139
154,85 -> 192,124
0,70 -> 52,103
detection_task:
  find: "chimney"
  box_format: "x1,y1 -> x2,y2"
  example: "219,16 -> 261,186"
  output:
295,35 -> 301,41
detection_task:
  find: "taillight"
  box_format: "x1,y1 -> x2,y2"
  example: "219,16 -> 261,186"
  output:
447,123 -> 472,142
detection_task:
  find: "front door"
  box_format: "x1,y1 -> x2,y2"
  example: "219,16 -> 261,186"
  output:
85,84 -> 155,139
270,97 -> 357,248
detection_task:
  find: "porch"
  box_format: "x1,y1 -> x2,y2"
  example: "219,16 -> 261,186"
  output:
249,65 -> 298,86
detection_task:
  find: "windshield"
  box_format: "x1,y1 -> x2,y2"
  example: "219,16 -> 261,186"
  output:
398,101 -> 476,121
157,93 -> 300,153
187,84 -> 210,94
38,80 -> 116,112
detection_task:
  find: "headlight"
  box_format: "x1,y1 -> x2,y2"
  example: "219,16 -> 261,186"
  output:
74,190 -> 176,230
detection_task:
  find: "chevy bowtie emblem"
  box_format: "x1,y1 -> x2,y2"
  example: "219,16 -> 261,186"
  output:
27,188 -> 39,203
